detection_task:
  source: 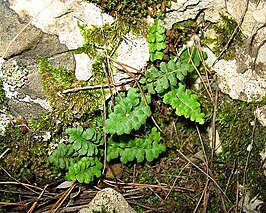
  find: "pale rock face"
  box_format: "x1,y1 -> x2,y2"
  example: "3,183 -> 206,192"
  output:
205,48 -> 266,101
115,33 -> 149,81
8,0 -> 149,81
164,0 -> 225,29
8,0 -> 114,81
227,0 -> 266,37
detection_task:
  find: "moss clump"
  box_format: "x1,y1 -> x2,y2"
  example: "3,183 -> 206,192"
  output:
0,79 -> 7,109
204,13 -> 244,60
38,57 -> 106,125
0,124 -> 53,183
214,95 -> 266,206
87,0 -> 170,24
76,18 -> 149,60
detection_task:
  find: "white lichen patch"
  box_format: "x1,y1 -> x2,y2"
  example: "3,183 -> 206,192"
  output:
20,95 -> 50,110
0,57 -> 50,110
0,58 -> 28,91
0,113 -> 14,136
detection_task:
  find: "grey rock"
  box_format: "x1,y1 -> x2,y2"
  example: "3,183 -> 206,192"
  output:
0,0 -> 42,59
0,0 -> 75,120
79,188 -> 136,213
164,0 -> 225,29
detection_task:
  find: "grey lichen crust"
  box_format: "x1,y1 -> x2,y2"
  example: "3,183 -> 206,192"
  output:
0,58 -> 28,93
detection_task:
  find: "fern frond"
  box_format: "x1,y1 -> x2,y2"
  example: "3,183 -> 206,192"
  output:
65,157 -> 103,184
148,17 -> 167,62
163,83 -> 205,124
48,144 -> 78,169
107,127 -> 166,163
104,88 -> 152,135
144,59 -> 189,94
66,126 -> 102,156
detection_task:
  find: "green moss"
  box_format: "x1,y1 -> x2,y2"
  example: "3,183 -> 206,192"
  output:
87,0 -> 170,25
37,57 -> 107,125
76,18 -> 149,61
203,13 -> 244,60
0,79 -> 7,109
0,124 -> 53,183
173,20 -> 199,35
214,95 -> 266,203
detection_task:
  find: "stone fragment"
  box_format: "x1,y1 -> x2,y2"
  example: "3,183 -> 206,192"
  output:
255,106 -> 266,127
79,188 -> 136,213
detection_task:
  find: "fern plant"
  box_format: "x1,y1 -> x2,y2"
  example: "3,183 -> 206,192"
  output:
148,17 -> 167,61
104,88 -> 152,135
107,127 -> 165,163
48,15 -> 207,185
49,126 -> 103,183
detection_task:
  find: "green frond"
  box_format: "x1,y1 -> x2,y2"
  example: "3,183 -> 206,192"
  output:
163,83 -> 205,124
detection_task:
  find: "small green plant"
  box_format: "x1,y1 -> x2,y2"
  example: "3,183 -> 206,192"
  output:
148,17 -> 167,61
49,15 -> 206,184
107,127 -> 165,163
104,88 -> 151,135
48,126 -> 103,183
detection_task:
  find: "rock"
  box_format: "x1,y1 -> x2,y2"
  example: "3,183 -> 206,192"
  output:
164,0 -> 225,29
8,0 -> 114,81
79,188 -> 136,213
164,1 -> 266,102
205,48 -> 266,101
0,1 -> 42,59
0,0 -> 76,121
8,0 -> 149,81
255,106 -> 266,127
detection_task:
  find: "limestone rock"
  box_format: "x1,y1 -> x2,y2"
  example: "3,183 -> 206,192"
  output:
255,106 -> 266,127
8,0 -> 149,81
164,0 -> 225,29
79,188 -> 136,213
205,48 -> 266,101
0,0 -> 75,120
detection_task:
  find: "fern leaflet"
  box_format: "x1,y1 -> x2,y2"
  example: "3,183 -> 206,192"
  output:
104,88 -> 152,135
107,127 -> 166,163
163,83 -> 205,124
65,157 -> 103,184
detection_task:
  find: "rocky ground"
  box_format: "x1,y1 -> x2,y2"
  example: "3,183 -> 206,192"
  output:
0,0 -> 266,212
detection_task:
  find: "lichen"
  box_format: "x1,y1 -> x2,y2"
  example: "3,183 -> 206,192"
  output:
0,58 -> 28,92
